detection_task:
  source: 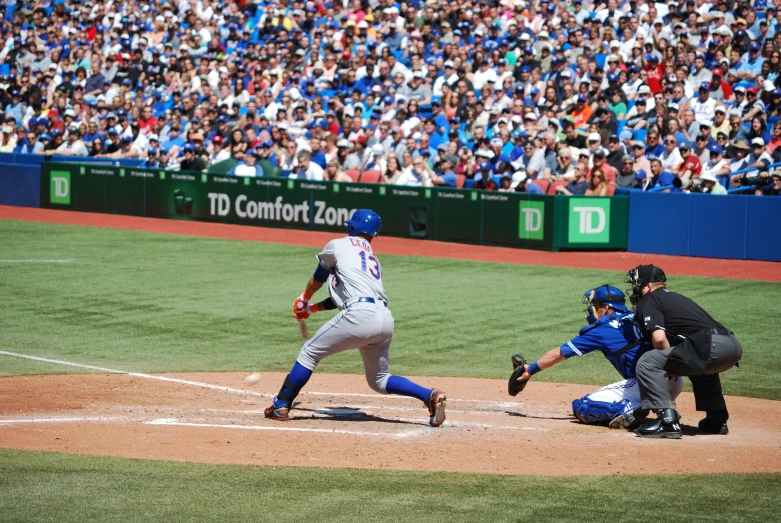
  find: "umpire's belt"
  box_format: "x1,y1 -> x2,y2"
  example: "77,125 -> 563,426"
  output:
343,297 -> 388,309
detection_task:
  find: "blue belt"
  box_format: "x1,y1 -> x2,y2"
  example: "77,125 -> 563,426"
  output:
354,297 -> 388,307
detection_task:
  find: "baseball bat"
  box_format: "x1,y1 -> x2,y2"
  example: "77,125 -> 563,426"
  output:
298,319 -> 309,339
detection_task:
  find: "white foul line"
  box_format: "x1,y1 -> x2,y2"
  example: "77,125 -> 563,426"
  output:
0,259 -> 74,263
0,350 -> 517,407
0,416 -> 122,425
0,350 -> 274,398
144,418 -> 425,438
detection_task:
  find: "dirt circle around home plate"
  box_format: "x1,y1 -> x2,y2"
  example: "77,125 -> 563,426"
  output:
1,371 -> 780,476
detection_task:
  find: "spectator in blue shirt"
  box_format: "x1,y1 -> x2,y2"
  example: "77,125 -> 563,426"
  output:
737,42 -> 765,81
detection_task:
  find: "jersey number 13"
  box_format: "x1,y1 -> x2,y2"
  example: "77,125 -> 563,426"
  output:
358,251 -> 381,280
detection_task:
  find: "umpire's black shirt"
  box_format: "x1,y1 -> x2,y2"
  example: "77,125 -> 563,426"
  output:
636,289 -> 726,346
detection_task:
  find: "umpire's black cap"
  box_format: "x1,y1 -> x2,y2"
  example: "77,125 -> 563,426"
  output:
628,264 -> 667,285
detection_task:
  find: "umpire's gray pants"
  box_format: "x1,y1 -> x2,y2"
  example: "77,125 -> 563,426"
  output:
296,302 -> 394,393
636,333 -> 742,411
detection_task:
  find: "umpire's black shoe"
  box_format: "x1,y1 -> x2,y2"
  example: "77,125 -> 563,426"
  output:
635,408 -> 682,439
698,410 -> 729,435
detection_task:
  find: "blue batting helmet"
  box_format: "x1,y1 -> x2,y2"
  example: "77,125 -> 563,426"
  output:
346,209 -> 382,237
582,284 -> 629,324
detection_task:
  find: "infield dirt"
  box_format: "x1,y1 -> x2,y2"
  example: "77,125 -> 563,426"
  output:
1,372 -> 780,476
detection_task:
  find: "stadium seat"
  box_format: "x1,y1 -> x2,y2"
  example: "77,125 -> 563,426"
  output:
548,181 -> 568,194
594,54 -> 606,68
532,179 -> 550,193
464,178 -> 476,189
605,184 -> 617,196
455,174 -> 466,188
616,119 -> 627,134
344,169 -> 361,182
258,159 -> 282,178
627,100 -> 635,111
359,170 -> 382,183
634,129 -> 647,143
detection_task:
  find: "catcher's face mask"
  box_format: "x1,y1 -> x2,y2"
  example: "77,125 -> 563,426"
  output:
583,284 -> 629,324
583,288 -> 603,325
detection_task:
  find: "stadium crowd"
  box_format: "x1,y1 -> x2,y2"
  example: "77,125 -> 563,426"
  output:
1,0 -> 780,196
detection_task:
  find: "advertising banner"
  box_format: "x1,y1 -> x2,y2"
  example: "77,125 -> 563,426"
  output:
40,162 -> 628,251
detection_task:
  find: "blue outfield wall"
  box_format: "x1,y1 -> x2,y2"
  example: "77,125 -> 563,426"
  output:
0,163 -> 41,207
628,191 -> 781,262
0,153 -> 146,208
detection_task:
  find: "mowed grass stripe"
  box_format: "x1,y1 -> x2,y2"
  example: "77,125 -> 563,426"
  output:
0,449 -> 779,523
1,220 -> 779,400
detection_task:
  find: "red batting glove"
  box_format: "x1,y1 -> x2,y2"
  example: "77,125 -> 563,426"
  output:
292,297 -> 308,320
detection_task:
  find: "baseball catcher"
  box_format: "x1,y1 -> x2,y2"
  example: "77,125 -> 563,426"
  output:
509,285 -> 683,428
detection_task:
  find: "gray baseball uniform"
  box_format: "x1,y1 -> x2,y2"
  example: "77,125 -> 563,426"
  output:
295,236 -> 395,393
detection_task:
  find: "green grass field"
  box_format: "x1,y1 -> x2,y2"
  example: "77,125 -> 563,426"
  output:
1,449 -> 779,523
1,219 -> 780,522
1,220 -> 780,399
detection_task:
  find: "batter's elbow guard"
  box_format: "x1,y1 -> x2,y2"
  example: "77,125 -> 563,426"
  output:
313,263 -> 330,283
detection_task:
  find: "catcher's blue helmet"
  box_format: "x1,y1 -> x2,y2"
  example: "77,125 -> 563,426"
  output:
582,284 -> 629,325
346,209 -> 382,237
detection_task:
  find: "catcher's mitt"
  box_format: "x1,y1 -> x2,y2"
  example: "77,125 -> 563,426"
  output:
508,354 -> 529,396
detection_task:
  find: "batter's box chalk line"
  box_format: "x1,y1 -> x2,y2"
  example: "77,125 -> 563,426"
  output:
144,418 -> 427,438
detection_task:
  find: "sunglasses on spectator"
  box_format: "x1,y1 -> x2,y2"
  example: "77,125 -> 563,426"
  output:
623,161 -> 634,165
665,140 -> 676,144
632,145 -> 643,149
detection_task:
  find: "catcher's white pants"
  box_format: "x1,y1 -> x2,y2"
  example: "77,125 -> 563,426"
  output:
296,302 -> 394,393
572,377 -> 684,424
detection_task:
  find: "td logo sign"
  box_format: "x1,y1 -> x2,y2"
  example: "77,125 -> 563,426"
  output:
568,198 -> 610,243
518,200 -> 544,240
50,171 -> 71,205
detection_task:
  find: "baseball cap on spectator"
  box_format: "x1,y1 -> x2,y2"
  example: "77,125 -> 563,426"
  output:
588,133 -> 601,142
699,120 -> 712,128
699,83 -> 710,91
746,87 -> 757,96
510,171 -> 527,189
679,141 -> 691,151
478,162 -> 492,172
121,135 -> 133,143
637,85 -> 651,95
715,106 -> 727,114
751,137 -> 765,147
707,144 -> 723,155
635,170 -> 647,181
619,130 -> 633,141
577,94 -> 588,103
699,172 -> 719,183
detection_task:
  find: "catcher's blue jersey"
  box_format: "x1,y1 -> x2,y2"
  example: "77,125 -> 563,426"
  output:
559,311 -> 651,379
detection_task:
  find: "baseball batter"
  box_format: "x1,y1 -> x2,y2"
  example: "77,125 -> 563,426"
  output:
264,209 -> 447,427
509,285 -> 683,428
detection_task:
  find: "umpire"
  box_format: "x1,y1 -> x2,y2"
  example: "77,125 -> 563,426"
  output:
626,265 -> 742,439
